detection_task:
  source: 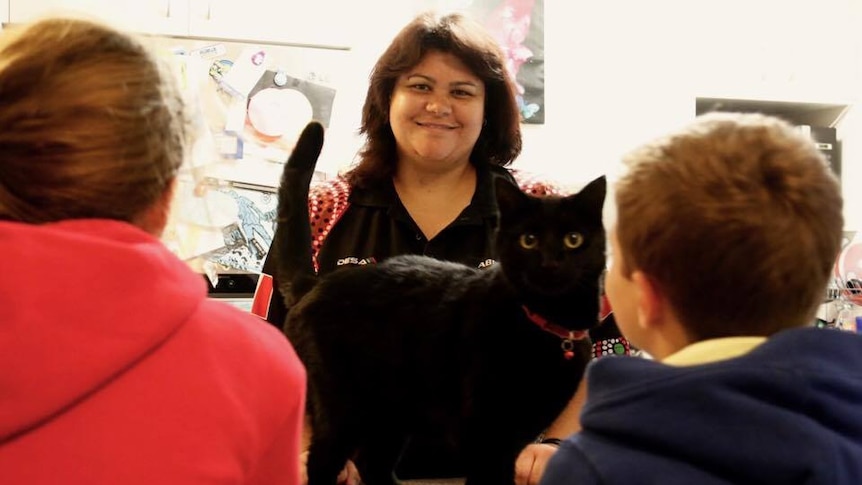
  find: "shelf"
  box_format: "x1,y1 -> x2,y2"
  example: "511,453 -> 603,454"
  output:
695,97 -> 845,179
696,97 -> 850,128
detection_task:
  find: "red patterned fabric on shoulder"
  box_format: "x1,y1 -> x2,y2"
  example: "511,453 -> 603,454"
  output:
307,177 -> 351,273
511,169 -> 562,196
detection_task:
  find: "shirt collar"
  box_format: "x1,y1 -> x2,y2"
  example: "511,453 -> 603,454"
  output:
663,337 -> 767,366
348,178 -> 396,208
347,163 -> 506,221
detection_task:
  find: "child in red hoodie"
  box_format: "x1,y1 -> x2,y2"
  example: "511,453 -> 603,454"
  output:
0,17 -> 306,485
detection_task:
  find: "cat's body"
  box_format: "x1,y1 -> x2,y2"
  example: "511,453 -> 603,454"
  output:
278,123 -> 607,485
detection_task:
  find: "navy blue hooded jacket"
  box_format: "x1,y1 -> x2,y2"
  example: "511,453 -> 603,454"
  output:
541,327 -> 862,485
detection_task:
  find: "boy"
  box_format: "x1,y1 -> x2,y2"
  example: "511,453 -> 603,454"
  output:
540,112 -> 862,484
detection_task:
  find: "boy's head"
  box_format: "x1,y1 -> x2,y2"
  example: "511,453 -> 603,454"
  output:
607,112 -> 843,353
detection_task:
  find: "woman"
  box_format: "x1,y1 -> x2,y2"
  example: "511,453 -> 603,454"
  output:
0,17 -> 305,484
255,11 -> 626,484
257,11 -> 539,325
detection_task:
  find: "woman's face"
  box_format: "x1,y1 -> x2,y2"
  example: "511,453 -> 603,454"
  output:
389,50 -> 486,172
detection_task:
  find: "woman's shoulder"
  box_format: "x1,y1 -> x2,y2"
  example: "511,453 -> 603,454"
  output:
307,176 -> 353,265
309,176 -> 352,203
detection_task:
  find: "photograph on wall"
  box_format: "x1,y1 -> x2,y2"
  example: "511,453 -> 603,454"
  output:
451,0 -> 545,124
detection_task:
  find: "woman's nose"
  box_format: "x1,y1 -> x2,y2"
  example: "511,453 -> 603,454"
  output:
426,98 -> 451,116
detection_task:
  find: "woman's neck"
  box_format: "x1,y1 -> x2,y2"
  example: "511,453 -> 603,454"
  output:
393,161 -> 476,195
393,162 -> 477,240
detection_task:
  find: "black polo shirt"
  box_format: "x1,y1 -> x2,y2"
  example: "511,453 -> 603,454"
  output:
262,163 -> 515,327
321,165 -> 506,270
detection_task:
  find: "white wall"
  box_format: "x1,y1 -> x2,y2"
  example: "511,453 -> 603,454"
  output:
309,0 -> 862,228
517,0 -> 700,186
528,0 -> 861,229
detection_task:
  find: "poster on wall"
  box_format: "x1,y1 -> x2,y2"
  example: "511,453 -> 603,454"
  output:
160,38 -> 342,276
446,0 -> 545,124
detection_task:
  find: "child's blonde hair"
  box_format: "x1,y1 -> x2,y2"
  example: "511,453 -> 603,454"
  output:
615,112 -> 843,339
0,17 -> 192,225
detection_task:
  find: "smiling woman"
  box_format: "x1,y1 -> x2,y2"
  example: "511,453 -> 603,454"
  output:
255,8 -> 548,484
348,11 -> 522,190
259,10 -> 528,327
253,10 -> 620,485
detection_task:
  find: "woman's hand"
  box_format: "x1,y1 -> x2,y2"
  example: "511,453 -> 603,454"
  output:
300,451 -> 361,485
514,376 -> 587,484
514,443 -> 559,485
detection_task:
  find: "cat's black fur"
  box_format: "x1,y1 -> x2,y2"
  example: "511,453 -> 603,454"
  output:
278,122 -> 607,485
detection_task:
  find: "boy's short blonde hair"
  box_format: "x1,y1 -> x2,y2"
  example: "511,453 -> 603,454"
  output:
615,112 -> 843,339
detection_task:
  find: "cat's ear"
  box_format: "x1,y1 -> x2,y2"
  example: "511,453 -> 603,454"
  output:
578,175 -> 607,207
494,175 -> 528,217
286,121 -> 324,171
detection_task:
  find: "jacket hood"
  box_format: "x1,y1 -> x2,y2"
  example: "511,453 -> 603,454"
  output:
579,327 -> 862,484
0,219 -> 206,441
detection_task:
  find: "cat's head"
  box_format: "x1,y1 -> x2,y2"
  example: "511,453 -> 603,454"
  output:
494,176 -> 607,324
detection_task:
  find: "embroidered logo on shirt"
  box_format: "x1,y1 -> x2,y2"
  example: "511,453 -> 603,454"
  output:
336,256 -> 377,266
478,258 -> 496,269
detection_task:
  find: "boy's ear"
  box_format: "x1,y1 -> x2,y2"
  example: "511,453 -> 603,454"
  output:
632,270 -> 693,357
632,271 -> 664,330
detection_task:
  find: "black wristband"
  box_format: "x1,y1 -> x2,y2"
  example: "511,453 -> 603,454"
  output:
540,437 -> 563,447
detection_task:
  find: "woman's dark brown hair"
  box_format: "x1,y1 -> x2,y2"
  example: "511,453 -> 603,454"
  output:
346,11 -> 522,187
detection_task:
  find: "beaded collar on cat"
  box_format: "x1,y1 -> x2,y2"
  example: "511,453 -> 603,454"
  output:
522,305 -> 589,360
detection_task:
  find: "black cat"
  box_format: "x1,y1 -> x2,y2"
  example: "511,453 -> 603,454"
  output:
278,122 -> 607,485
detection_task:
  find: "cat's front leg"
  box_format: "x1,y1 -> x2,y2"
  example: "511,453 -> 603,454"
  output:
306,437 -> 353,485
463,445 -> 520,485
463,462 -> 518,485
353,436 -> 408,485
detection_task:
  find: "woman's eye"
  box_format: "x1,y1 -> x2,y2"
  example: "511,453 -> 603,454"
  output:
564,232 -> 584,249
452,89 -> 473,97
519,234 -> 538,249
410,83 -> 431,91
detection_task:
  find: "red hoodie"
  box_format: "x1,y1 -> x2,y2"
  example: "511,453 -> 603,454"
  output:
0,219 -> 305,484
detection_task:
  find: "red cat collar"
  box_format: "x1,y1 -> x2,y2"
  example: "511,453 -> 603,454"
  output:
522,305 -> 589,360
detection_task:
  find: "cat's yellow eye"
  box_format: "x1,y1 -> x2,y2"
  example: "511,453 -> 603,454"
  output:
519,234 -> 539,249
564,232 -> 584,249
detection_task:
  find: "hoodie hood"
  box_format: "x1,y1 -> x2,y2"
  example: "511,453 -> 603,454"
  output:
574,327 -> 862,484
0,219 -> 205,442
